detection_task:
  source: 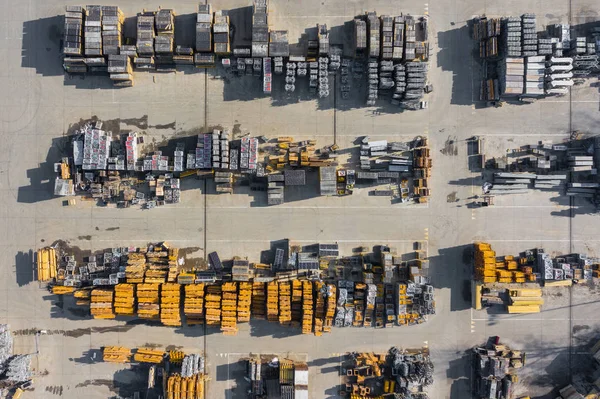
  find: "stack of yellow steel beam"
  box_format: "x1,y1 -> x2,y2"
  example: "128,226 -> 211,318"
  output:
507,288 -> 543,313
52,285 -> 75,295
237,282 -> 252,322
167,374 -> 206,399
167,247 -> 179,282
221,282 -> 238,335
36,247 -> 57,281
126,252 -> 146,283
251,282 -> 266,319
324,284 -> 336,332
302,281 -> 313,334
278,282 -> 292,326
74,288 -> 92,306
145,247 -> 169,283
90,288 -> 115,319
205,285 -> 222,327
184,283 -> 205,325
291,280 -> 303,327
134,348 -> 164,363
114,283 -> 135,316
169,350 -> 185,364
474,242 -> 496,283
314,281 -> 325,336
396,283 -> 408,326
266,281 -> 279,323
137,283 -> 160,319
103,346 -> 131,363
160,283 -> 181,326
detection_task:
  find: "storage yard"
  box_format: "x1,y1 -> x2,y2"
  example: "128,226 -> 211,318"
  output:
4,0 -> 600,398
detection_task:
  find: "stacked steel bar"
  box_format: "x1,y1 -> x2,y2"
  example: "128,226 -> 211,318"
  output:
214,10 -> 231,55
237,282 -> 252,322
252,0 -> 269,57
64,6 -> 84,57
101,6 -> 123,56
90,287 -> 114,319
504,16 -> 522,57
521,14 -> 537,57
113,283 -> 135,315
137,283 -> 160,319
84,5 -> 102,56
301,281 -> 313,334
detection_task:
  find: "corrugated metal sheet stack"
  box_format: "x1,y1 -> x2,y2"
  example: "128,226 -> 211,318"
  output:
64,6 -> 84,58
101,6 -> 123,56
319,166 -> 336,195
214,10 -> 231,55
380,16 -> 393,60
301,281 -> 313,334
205,285 -> 222,327
500,57 -> 524,96
524,56 -> 545,96
137,283 -> 160,319
521,14 -> 537,56
160,283 -> 181,326
113,283 -> 135,316
108,54 -> 133,87
155,9 -> 175,69
252,282 -> 266,319
504,17 -> 522,57
367,12 -> 380,58
184,283 -> 205,325
269,30 -> 289,57
84,6 -> 102,56
90,287 -> 115,319
252,0 -> 269,57
404,15 -> 416,60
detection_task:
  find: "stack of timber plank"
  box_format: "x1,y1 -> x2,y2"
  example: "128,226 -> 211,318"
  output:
137,283 -> 160,319
221,282 -> 238,335
90,287 -> 115,319
113,283 -> 135,316
160,283 -> 181,326
205,285 -> 222,327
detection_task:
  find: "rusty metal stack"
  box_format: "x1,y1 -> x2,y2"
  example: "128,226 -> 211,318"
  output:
184,283 -> 205,325
160,283 -> 182,326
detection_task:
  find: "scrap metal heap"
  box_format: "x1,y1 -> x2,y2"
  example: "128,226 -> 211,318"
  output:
483,136 -> 600,210
0,325 -> 33,387
340,347 -> 432,398
43,241 -> 435,335
101,347 -> 208,399
247,356 -> 308,399
473,339 -> 525,399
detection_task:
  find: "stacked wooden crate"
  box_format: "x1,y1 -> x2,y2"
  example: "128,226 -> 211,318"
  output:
90,288 -> 114,319
266,281 -> 279,322
184,283 -> 205,325
251,282 -> 266,319
113,283 -> 135,316
237,282 -> 252,322
221,283 -> 238,335
278,282 -> 292,326
160,283 -> 181,326
137,283 -> 160,319
205,285 -> 222,327
301,281 -> 313,334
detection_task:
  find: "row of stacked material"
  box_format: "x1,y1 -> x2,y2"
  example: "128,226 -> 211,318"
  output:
124,246 -> 180,284
507,288 -> 543,314
474,242 -> 536,284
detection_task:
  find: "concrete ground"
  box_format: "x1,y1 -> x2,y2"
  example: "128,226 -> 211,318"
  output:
1,0 -> 600,398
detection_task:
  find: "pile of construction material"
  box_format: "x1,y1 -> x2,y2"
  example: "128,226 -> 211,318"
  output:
252,0 -> 269,57
487,172 -> 567,195
473,339 -> 525,399
247,357 -> 308,399
341,348 -> 433,398
507,288 -> 544,314
0,325 -> 32,385
474,242 -> 600,286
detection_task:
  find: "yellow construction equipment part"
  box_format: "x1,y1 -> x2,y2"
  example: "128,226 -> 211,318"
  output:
37,247 -> 57,281
134,348 -> 165,364
103,346 -> 132,363
507,305 -> 541,314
